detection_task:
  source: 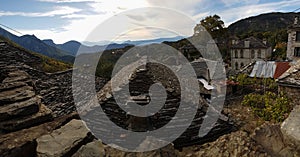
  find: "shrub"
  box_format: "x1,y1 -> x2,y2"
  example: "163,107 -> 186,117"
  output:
242,91 -> 292,122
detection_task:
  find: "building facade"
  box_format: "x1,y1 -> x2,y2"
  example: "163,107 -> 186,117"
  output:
287,16 -> 300,61
231,37 -> 272,71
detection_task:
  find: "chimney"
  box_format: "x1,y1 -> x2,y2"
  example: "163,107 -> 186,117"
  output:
263,39 -> 267,45
294,16 -> 299,25
232,39 -> 236,45
244,40 -> 250,48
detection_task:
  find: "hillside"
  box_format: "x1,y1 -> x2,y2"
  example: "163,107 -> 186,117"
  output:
0,35 -> 72,73
228,12 -> 300,35
0,27 -> 74,63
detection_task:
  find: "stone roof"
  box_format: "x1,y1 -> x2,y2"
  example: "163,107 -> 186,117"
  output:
277,60 -> 300,86
231,37 -> 270,49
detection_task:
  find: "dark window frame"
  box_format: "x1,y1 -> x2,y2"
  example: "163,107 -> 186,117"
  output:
296,31 -> 300,42
257,49 -> 262,58
240,49 -> 244,58
295,47 -> 300,57
251,50 -> 255,58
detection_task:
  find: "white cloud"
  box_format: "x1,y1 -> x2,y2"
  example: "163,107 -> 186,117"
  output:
220,0 -> 260,7
146,0 -> 209,15
0,6 -> 81,17
36,0 -> 97,3
11,0 -> 300,43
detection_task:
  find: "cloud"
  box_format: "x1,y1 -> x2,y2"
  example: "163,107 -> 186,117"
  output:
36,0 -> 97,3
9,0 -> 300,44
0,6 -> 81,17
220,0 -> 260,7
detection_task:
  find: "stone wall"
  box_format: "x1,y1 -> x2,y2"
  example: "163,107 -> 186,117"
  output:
278,85 -> 300,106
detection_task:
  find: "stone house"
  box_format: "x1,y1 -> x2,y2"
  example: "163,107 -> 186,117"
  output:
231,37 -> 272,71
287,16 -> 300,60
277,60 -> 300,105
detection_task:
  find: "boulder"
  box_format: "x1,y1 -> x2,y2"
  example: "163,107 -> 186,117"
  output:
252,123 -> 294,157
37,119 -> 93,157
281,105 -> 300,153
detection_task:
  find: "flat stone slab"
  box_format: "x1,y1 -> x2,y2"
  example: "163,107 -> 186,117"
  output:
72,140 -> 105,157
0,85 -> 35,104
2,70 -> 30,83
0,96 -> 40,121
0,104 -> 52,132
37,119 -> 93,157
0,113 -> 80,157
0,82 -> 27,92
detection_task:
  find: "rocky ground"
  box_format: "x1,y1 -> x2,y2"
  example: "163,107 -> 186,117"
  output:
1,40 -> 300,156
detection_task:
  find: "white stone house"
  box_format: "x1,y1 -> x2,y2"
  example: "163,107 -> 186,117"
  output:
231,37 -> 272,71
287,16 -> 300,61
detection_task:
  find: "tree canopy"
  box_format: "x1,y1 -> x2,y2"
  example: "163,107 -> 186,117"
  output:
194,14 -> 227,39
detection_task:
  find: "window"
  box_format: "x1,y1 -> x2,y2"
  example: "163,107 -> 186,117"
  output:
251,50 -> 255,58
241,62 -> 244,68
235,50 -> 238,58
257,50 -> 262,58
296,31 -> 300,41
295,47 -> 300,57
235,62 -> 239,70
240,50 -> 244,58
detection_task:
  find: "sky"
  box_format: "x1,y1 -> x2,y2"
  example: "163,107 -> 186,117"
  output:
0,0 -> 299,44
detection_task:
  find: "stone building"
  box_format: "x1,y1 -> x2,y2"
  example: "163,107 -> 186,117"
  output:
231,37 -> 272,71
277,60 -> 300,106
287,16 -> 300,60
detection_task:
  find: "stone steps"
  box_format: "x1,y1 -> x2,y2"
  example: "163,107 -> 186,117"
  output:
0,104 -> 53,132
0,96 -> 40,121
0,68 -> 53,132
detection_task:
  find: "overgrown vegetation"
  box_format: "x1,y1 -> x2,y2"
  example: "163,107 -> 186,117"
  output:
242,91 -> 292,122
40,56 -> 72,73
230,74 -> 290,122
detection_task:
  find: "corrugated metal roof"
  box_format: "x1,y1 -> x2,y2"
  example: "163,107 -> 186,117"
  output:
249,61 -> 290,79
250,61 -> 276,78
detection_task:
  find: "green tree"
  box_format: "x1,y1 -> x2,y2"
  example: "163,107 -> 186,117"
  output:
194,14 -> 227,39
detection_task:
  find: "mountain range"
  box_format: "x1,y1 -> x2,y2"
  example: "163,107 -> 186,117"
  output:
0,27 -> 74,63
42,36 -> 184,56
0,26 -> 184,63
1,12 -> 299,63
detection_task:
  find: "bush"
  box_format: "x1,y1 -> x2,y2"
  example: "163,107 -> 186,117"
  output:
242,91 -> 292,122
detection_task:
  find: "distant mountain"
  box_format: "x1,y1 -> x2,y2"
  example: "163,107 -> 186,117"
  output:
43,36 -> 184,56
121,36 -> 185,46
42,40 -> 133,56
228,12 -> 300,35
0,27 -> 74,63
